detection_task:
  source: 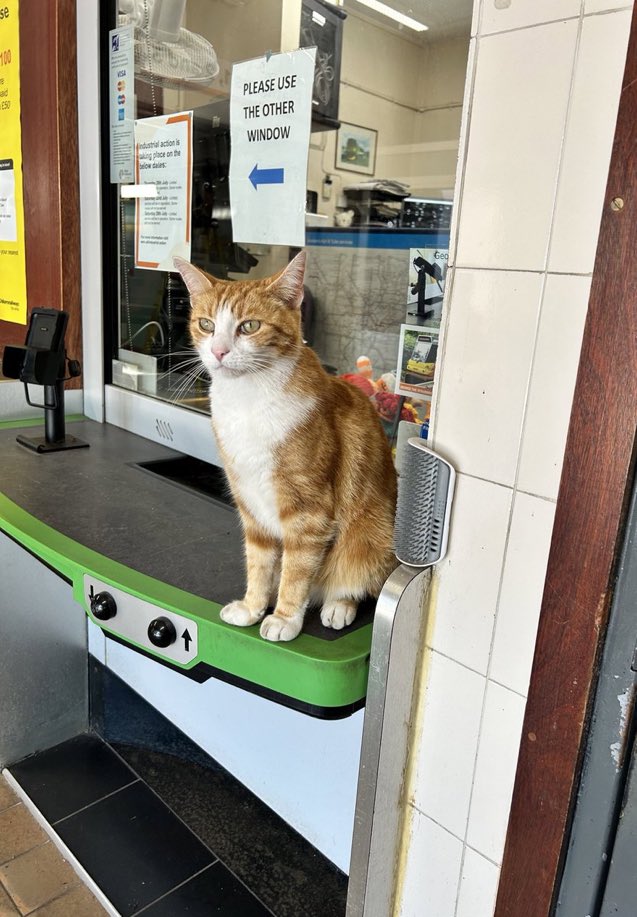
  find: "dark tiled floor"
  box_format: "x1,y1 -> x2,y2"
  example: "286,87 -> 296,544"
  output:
140,863 -> 273,917
90,659 -> 348,917
115,744 -> 348,917
54,781 -> 216,916
8,733 -> 348,917
9,734 -> 135,823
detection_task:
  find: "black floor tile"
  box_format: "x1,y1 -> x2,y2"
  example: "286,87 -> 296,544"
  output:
54,780 -> 215,916
10,733 -> 136,822
115,744 -> 348,917
90,663 -> 348,916
141,862 -> 273,917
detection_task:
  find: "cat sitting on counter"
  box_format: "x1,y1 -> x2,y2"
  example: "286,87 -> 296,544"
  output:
174,252 -> 397,642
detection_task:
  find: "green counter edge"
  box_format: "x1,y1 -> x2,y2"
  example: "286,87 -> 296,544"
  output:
0,493 -> 371,708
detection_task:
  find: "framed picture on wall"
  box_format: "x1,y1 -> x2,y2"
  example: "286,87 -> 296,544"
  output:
335,122 -> 377,175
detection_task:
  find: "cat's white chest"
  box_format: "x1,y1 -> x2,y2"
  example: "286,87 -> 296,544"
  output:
210,366 -> 314,537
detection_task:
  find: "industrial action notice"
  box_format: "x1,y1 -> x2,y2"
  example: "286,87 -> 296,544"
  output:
0,0 -> 27,324
134,111 -> 193,271
229,48 -> 316,247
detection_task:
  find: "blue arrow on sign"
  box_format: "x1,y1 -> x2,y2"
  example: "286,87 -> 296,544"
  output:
249,163 -> 285,189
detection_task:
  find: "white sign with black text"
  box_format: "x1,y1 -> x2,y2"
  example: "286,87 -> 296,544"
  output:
109,26 -> 135,184
229,48 -> 317,247
133,111 -> 193,271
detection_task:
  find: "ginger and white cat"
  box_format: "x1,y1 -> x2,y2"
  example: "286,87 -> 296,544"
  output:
174,252 -> 397,642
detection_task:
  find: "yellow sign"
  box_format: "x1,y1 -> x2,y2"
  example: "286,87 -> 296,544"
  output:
0,0 -> 27,325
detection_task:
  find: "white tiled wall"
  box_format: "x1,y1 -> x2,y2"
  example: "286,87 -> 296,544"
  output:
479,0 -> 581,34
411,651 -> 486,838
456,847 -> 500,917
397,2 -> 633,915
423,475 -> 512,674
434,269 -> 543,486
489,493 -> 556,696
516,274 -> 591,501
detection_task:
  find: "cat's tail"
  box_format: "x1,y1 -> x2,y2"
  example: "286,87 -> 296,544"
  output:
317,512 -> 397,603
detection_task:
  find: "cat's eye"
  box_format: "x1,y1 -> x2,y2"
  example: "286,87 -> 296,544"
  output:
198,318 -> 215,333
238,320 -> 261,335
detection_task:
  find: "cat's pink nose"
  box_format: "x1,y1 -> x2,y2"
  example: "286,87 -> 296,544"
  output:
212,347 -> 229,362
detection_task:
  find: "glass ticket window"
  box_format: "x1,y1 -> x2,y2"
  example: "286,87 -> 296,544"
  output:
105,0 -> 472,443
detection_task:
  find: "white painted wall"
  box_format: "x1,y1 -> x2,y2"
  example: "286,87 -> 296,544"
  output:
307,14 -> 469,221
412,36 -> 468,197
396,2 -> 634,915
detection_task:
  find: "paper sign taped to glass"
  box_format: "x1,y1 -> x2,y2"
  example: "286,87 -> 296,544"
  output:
229,48 -> 317,248
0,0 -> 27,324
109,25 -> 135,184
133,111 -> 193,271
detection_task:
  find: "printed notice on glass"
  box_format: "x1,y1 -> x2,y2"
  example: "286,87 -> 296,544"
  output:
0,0 -> 27,324
134,112 -> 193,271
109,25 -> 135,183
229,48 -> 316,247
0,159 -> 16,241
395,324 -> 439,399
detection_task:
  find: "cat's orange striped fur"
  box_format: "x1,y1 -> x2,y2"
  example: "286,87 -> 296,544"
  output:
174,252 -> 397,642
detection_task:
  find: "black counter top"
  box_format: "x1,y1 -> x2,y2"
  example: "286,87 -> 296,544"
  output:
0,419 -> 244,606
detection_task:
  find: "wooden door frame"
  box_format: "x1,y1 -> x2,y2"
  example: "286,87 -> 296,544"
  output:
495,6 -> 637,916
0,0 -> 81,383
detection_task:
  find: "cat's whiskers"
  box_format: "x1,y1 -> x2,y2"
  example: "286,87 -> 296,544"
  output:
166,362 -> 209,404
245,357 -> 275,374
156,363 -> 201,385
241,349 -> 300,376
155,351 -> 201,382
171,369 -> 206,401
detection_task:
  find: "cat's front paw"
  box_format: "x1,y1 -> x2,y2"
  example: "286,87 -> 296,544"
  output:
220,601 -> 266,627
321,600 -> 357,630
260,612 -> 303,642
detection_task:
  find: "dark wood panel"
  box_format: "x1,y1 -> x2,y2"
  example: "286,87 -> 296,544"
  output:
57,0 -> 82,372
0,0 -> 81,386
495,7 -> 637,916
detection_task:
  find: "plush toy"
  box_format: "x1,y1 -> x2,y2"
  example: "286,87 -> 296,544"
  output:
373,391 -> 419,423
340,373 -> 375,398
376,372 -> 397,394
356,355 -> 379,391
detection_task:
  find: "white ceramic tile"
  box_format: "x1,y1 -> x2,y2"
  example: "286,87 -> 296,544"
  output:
490,492 -> 556,696
549,10 -> 632,273
585,0 -> 633,12
472,0 -> 481,37
455,20 -> 578,271
399,809 -> 464,917
447,37 -> 477,269
412,650 -> 486,838
466,681 -> 526,863
480,0 -> 580,35
517,274 -> 591,500
456,847 -> 500,917
433,268 -> 542,486
427,474 -> 512,674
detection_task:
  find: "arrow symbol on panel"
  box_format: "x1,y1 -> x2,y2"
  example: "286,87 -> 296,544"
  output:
249,164 -> 285,189
182,629 -> 192,652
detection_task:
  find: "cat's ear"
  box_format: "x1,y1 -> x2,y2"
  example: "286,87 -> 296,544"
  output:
266,251 -> 306,310
173,257 -> 215,297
